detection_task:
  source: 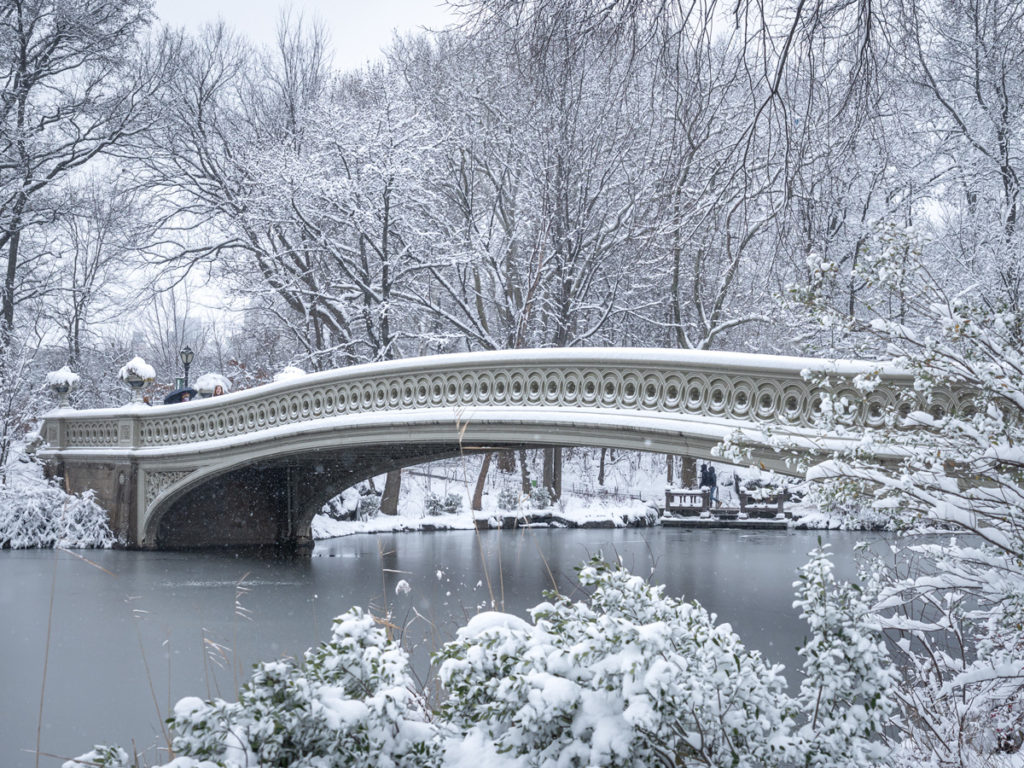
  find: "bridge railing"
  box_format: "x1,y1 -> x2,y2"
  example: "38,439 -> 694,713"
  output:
37,348 -> 939,453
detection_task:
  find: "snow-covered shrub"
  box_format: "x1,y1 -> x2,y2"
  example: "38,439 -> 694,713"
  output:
424,493 -> 444,516
164,607 -> 441,768
63,745 -> 131,768
69,555 -> 900,768
798,484 -> 894,531
528,486 -> 551,508
322,487 -> 360,521
0,341 -> 47,470
497,487 -> 519,512
358,493 -> 381,519
424,492 -> 461,516
793,545 -> 896,767
437,557 -> 797,768
424,492 -> 442,516
0,474 -> 115,549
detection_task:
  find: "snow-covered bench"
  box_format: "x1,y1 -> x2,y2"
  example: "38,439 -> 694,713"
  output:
664,488 -> 710,516
738,491 -> 786,518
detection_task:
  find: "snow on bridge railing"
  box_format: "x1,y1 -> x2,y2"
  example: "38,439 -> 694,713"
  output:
37,348 -> 941,453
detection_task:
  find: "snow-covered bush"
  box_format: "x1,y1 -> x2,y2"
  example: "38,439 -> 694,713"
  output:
69,555 -> 898,768
322,487 -> 361,520
437,557 -> 797,767
424,492 -> 461,516
793,545 -> 896,767
424,493 -> 442,516
358,493 -> 381,519
0,474 -> 115,549
0,341 -> 47,470
528,486 -> 551,508
497,487 -> 519,512
796,484 -> 894,531
63,745 -> 131,768
162,607 -> 441,768
273,365 -> 306,382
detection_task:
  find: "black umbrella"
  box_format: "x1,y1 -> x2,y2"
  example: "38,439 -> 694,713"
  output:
162,387 -> 198,405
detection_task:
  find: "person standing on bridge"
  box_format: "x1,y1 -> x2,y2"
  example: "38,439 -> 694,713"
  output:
699,463 -> 711,506
707,465 -> 719,507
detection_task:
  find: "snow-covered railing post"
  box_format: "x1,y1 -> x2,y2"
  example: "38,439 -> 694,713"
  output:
118,356 -> 155,404
45,366 -> 80,408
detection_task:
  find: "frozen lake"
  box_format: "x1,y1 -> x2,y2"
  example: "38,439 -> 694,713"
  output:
1,527 -> 889,768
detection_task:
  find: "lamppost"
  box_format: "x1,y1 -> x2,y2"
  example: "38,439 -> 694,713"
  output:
180,345 -> 194,388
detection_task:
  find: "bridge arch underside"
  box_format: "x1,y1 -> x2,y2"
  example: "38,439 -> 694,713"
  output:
144,413 -> 808,551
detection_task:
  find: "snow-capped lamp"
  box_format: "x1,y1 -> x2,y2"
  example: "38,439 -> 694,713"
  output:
45,366 -> 80,408
118,356 -> 156,403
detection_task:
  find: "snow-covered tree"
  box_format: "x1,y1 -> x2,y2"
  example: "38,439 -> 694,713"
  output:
790,232 -> 1024,765
0,0 -> 159,342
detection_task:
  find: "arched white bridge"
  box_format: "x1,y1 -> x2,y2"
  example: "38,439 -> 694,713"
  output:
37,348 -> 941,550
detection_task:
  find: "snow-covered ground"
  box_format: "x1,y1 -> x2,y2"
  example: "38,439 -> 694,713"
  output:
312,487 -> 658,539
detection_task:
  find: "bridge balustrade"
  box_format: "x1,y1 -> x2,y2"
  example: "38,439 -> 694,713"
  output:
41,349 -> 949,452
35,349 -> 965,550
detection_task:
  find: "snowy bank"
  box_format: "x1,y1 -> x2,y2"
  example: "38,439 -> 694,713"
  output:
312,493 -> 658,539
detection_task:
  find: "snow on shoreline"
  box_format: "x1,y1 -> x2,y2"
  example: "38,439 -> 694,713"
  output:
310,483 -> 878,542
312,494 -> 660,540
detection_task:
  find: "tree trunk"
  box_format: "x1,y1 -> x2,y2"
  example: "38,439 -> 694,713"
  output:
552,447 -> 562,500
472,452 -> 492,511
598,447 -> 606,486
2,224 -> 22,344
496,450 -> 516,474
681,458 -> 697,489
542,447 -> 553,493
666,454 -> 674,486
519,449 -> 531,493
380,469 -> 401,515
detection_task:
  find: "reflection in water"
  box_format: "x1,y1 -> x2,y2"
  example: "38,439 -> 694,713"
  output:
0,528 -> 886,768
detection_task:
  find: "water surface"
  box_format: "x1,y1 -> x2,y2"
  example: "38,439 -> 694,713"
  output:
1,527 -> 887,768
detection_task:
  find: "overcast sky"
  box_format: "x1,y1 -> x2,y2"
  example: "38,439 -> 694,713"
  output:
152,0 -> 458,69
